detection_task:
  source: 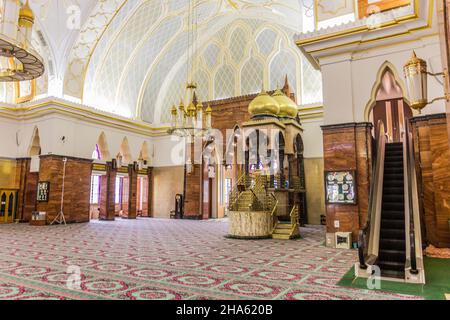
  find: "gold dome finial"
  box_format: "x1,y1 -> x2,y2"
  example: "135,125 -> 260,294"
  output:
272,89 -> 298,119
19,0 -> 35,28
187,101 -> 196,117
171,104 -> 178,115
205,104 -> 212,114
248,88 -> 280,118
404,51 -> 426,69
178,99 -> 186,113
196,100 -> 203,111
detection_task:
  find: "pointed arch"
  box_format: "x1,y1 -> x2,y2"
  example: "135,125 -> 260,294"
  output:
119,137 -> 133,164
138,141 -> 150,161
364,61 -> 411,121
28,126 -> 41,157
95,132 -> 111,160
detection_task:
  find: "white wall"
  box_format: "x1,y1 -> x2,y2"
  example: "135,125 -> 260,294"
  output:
320,36 -> 446,125
0,119 -> 19,158
151,135 -> 186,167
0,106 -> 154,164
302,118 -> 324,158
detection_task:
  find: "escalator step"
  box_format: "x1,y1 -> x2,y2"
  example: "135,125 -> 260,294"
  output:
377,260 -> 405,272
381,269 -> 405,279
385,154 -> 403,160
383,187 -> 404,195
383,173 -> 404,180
380,238 -> 406,251
383,180 -> 403,188
382,202 -> 404,211
384,169 -> 403,176
380,227 -> 405,239
382,194 -> 404,202
386,143 -> 403,149
381,219 -> 405,230
383,208 -> 405,218
384,161 -> 403,167
379,249 -> 406,263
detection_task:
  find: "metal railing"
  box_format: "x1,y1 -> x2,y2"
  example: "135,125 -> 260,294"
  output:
403,123 -> 419,274
228,174 -> 248,211
290,205 -> 299,227
270,193 -> 279,231
359,120 -> 387,269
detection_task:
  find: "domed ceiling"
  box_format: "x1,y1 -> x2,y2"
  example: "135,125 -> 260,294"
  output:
16,0 -> 322,125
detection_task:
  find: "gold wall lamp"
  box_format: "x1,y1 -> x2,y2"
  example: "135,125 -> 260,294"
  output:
403,51 -> 450,114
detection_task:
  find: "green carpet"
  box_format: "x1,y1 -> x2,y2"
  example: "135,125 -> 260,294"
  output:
338,257 -> 450,300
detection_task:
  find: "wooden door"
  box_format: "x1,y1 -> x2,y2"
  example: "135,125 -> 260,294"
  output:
0,190 -> 17,224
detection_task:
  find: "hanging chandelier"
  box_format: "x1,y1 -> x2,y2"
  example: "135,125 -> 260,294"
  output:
0,0 -> 44,82
168,0 -> 212,138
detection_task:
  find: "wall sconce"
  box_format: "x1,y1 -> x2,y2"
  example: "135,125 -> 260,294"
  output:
403,51 -> 450,114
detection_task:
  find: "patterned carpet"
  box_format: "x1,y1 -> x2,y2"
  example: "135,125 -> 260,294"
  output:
0,219 -> 422,300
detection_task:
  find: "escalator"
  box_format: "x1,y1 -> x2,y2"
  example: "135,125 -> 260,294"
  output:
378,143 -> 406,278
356,121 -> 425,284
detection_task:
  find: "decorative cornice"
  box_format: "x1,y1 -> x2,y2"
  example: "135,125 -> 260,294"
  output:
409,112 -> 447,123
295,3 -> 417,45
296,0 -> 435,66
0,97 -> 169,137
39,154 -> 93,163
321,122 -> 374,131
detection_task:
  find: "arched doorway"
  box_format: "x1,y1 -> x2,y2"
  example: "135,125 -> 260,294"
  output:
370,69 -> 412,142
245,129 -> 270,175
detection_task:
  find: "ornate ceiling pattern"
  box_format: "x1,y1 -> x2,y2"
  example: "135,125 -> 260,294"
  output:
2,1 -> 323,125
63,0 -> 129,98
153,18 -> 323,124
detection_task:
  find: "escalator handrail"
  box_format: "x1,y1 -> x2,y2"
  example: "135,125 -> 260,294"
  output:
403,123 -> 418,274
359,120 -> 387,269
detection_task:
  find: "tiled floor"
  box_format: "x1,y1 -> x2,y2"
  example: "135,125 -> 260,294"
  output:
0,219 -> 422,300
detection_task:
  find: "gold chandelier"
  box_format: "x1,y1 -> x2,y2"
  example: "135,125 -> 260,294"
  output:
0,0 -> 45,82
168,0 -> 212,138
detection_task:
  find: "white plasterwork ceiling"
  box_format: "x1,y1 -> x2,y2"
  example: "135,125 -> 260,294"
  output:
12,1 -> 323,124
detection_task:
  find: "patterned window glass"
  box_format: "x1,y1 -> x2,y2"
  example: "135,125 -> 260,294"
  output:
270,50 -> 297,93
301,55 -> 323,104
256,29 -> 277,56
214,64 -> 235,100
241,57 -> 264,95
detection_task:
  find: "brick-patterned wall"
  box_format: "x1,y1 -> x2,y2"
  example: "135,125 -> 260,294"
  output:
436,0 -> 450,155
147,168 -> 153,217
182,94 -> 258,218
321,123 -> 373,241
13,158 -> 39,222
138,175 -> 149,217
126,164 -> 137,219
411,114 -> 450,248
121,176 -> 129,217
15,158 -> 29,221
22,172 -> 38,222
36,155 -> 92,223
99,162 -> 116,221
184,164 -> 202,219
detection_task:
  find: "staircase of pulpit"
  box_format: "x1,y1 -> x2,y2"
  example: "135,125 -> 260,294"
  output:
228,173 -> 300,240
272,205 -> 300,240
